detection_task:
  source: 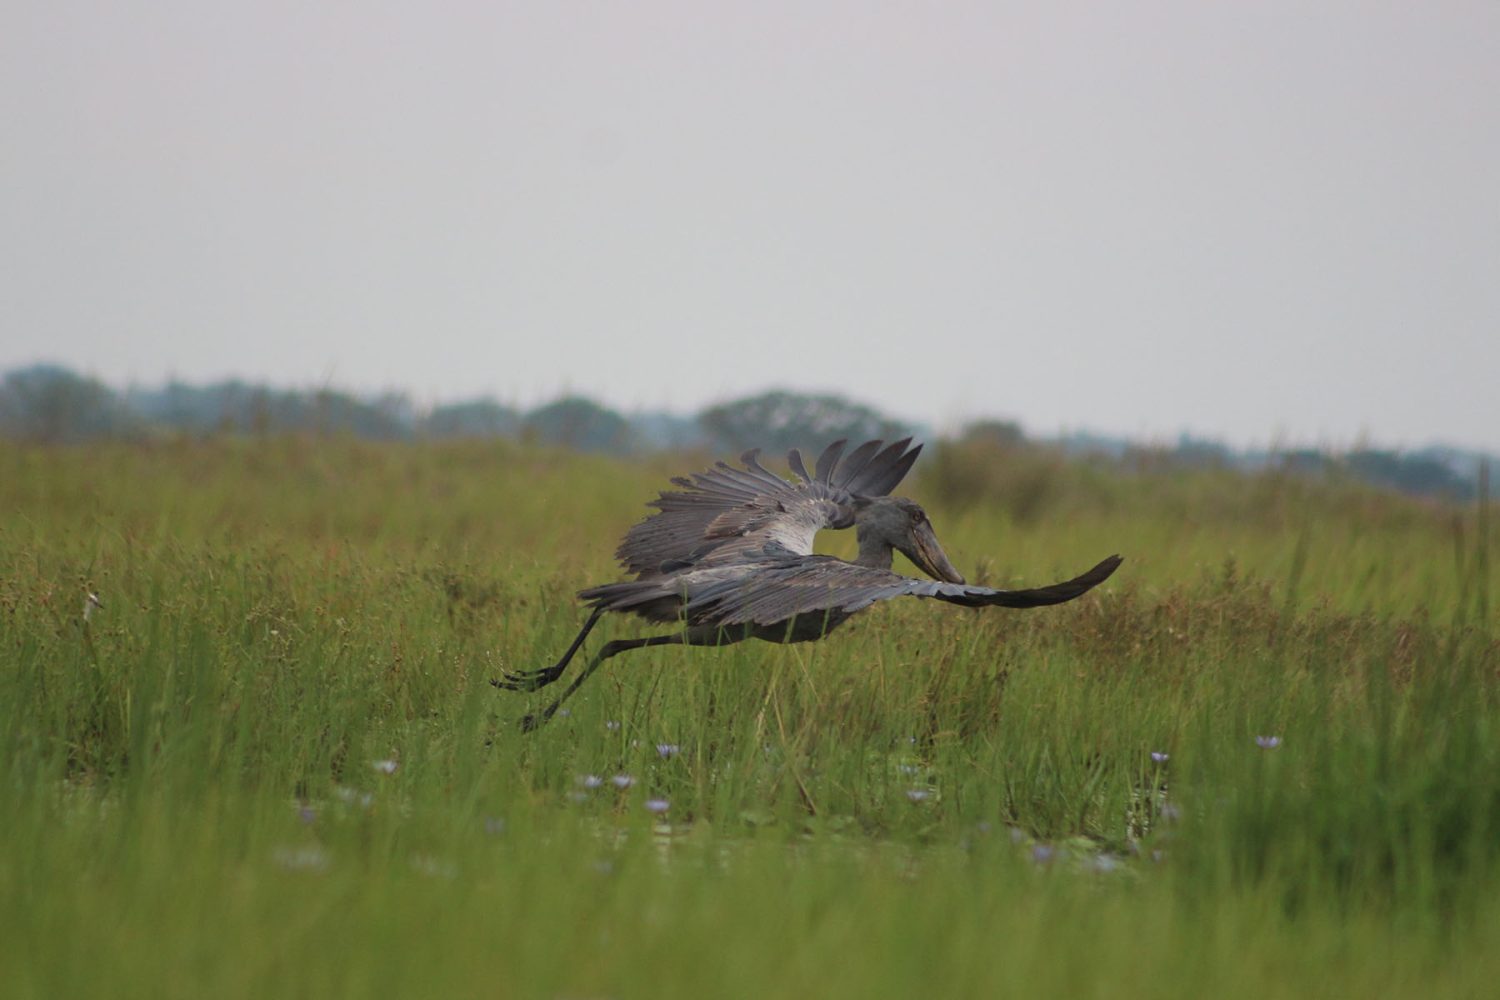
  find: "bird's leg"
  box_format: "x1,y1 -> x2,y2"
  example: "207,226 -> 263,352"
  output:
491,608 -> 604,692
519,633 -> 684,732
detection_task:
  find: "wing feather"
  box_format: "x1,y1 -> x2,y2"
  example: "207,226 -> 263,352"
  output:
813,439 -> 847,483
910,555 -> 1123,608
829,439 -> 884,490
851,438 -> 921,496
687,554 -> 1122,626
786,448 -> 812,483
613,438 -> 924,578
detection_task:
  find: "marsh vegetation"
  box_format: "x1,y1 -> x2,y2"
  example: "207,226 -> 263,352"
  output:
1,438 -> 1496,997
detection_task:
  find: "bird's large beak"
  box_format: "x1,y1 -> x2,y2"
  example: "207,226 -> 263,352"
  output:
905,522 -> 965,584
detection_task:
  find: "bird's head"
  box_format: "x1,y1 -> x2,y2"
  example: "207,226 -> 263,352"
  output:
852,497 -> 965,584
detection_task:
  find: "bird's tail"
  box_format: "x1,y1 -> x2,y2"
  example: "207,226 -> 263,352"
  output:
577,580 -> 646,608
577,579 -> 682,619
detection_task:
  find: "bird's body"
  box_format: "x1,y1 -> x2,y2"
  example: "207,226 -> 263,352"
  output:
495,438 -> 1121,729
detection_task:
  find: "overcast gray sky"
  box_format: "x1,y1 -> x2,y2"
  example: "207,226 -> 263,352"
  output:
2,2 -> 1497,449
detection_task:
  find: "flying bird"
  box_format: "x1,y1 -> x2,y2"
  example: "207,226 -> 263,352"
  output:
494,438 -> 1121,729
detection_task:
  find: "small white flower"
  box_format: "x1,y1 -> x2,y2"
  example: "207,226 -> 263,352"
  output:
273,846 -> 329,872
656,743 -> 680,759
372,759 -> 399,775
333,786 -> 374,809
905,789 -> 930,803
1151,751 -> 1169,763
411,855 -> 457,879
611,774 -> 634,789
578,774 -> 604,789
1255,735 -> 1282,749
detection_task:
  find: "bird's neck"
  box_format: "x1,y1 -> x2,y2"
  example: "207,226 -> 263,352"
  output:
855,531 -> 895,571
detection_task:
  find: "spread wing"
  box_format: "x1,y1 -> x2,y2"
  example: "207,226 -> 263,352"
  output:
684,553 -> 1123,626
616,439 -> 923,578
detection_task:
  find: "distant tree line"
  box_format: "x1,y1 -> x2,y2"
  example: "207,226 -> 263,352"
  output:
0,364 -> 923,458
0,363 -> 1490,502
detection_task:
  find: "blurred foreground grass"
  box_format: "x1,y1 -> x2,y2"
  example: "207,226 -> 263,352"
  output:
1,438 -> 1496,998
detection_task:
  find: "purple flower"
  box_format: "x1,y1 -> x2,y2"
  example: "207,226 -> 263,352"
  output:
1255,735 -> 1282,749
1031,844 -> 1056,864
644,798 -> 670,814
655,743 -> 680,759
1150,751 -> 1170,763
297,805 -> 317,825
483,816 -> 506,836
611,774 -> 634,789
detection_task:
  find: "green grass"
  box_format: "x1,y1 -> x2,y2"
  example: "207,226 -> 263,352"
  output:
1,437 -> 1497,998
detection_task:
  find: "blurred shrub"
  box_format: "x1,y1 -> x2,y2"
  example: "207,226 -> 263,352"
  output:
921,432 -> 1459,536
921,436 -> 1112,523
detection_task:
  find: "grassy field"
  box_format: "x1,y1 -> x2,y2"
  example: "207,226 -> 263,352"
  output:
1,437 -> 1496,998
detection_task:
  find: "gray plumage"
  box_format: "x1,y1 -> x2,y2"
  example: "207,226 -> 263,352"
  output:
613,438 -> 918,578
494,438 -> 1122,730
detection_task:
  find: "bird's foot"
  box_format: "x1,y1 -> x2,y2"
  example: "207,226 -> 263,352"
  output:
490,664 -> 565,692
